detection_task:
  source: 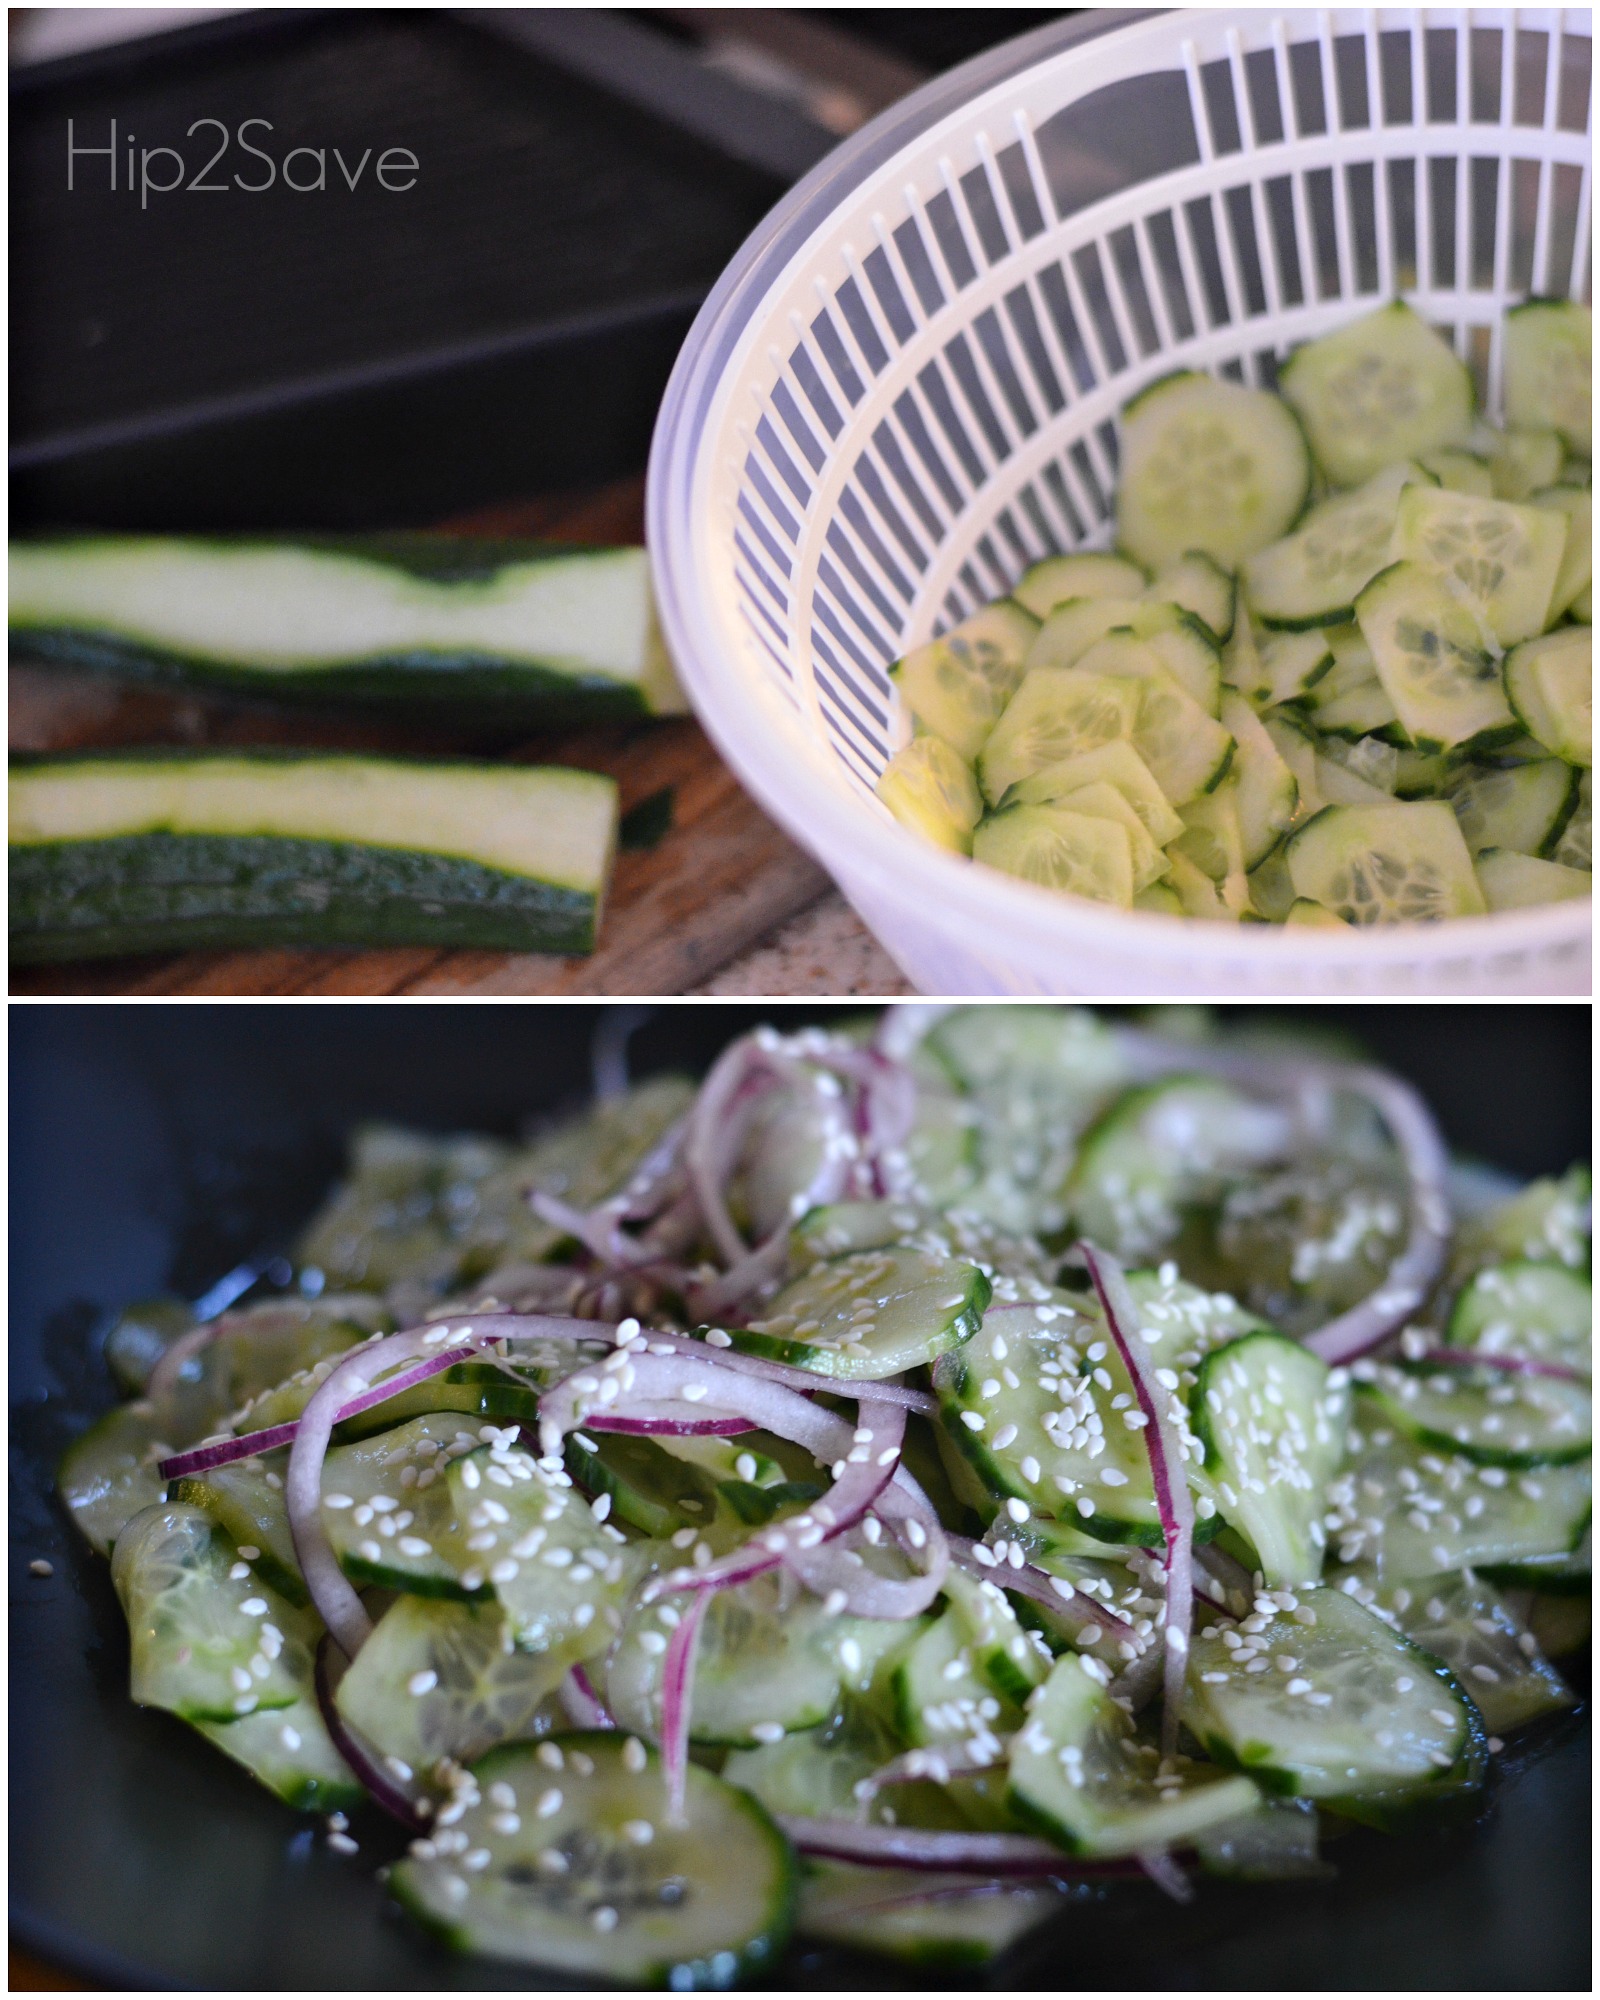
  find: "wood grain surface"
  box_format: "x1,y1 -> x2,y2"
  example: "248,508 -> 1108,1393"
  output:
9,478 -> 842,996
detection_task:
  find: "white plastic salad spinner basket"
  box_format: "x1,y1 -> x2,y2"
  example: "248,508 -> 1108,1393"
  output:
649,8 -> 1593,996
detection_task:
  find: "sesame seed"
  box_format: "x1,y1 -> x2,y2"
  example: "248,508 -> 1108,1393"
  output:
622,1737 -> 647,1773
408,1670 -> 439,1697
622,1819 -> 654,1845
328,1832 -> 359,1856
537,1789 -> 564,1818
592,1906 -> 619,1934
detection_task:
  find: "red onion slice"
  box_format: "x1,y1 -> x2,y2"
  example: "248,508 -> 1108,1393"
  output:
946,1534 -> 1140,1653
313,1635 -> 425,1831
776,1817 -> 1075,1876
559,1663 -> 616,1730
1137,1848 -> 1193,1903
659,1587 -> 709,1825
1418,1346 -> 1588,1383
584,1413 -> 755,1437
1083,1244 -> 1194,1765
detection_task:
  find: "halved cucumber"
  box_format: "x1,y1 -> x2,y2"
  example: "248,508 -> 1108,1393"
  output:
194,1695 -> 364,1814
1024,597 -> 1223,711
567,1428 -> 821,1550
1284,801 -> 1487,924
1174,782 -> 1248,885
57,1401 -> 174,1557
875,736 -> 983,854
890,602 -> 1039,762
1306,673 -> 1403,742
1454,1166 -> 1592,1277
1503,627 -> 1591,766
1551,770 -> 1591,869
1279,302 -> 1474,487
1448,1260 -> 1591,1375
1357,1362 -> 1590,1468
796,1861 -> 1063,1966
736,1246 -> 989,1379
1445,757 -> 1580,856
1070,635 -> 1234,805
1009,1653 -> 1260,1856
1115,371 -> 1311,569
893,1598 -> 1028,1750
1040,781 -> 1166,891
9,753 -> 619,960
1149,551 -> 1237,644
110,1501 -> 317,1722
1487,427 -> 1565,502
1377,1571 -> 1574,1735
1243,628 -> 1335,708
998,739 -> 1184,847
1389,487 -> 1566,645
1184,1584 -> 1484,1805
1191,1333 -> 1349,1588
175,1452 -> 305,1605
1219,694 -> 1299,867
942,1564 -> 1051,1705
1531,484 -> 1593,620
976,668 -> 1141,804
335,1594 -> 571,1779
972,804 -> 1134,907
390,1733 -> 797,1987
322,1413 -> 486,1599
1355,561 -> 1517,750
1012,552 -> 1148,619
1244,462 -> 1432,629
1474,848 -> 1591,910
1504,298 -> 1591,455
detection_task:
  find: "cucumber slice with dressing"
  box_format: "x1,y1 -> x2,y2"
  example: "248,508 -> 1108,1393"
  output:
110,1501 -> 317,1722
1357,1361 -> 1590,1468
1243,463 -> 1431,630
1375,1571 -> 1574,1734
892,1600 -> 1027,1750
1504,298 -> 1591,454
1191,1333 -> 1349,1587
976,667 -> 1141,804
1115,371 -> 1311,569
1149,551 -> 1237,644
1009,1652 -> 1260,1856
1445,757 -> 1580,856
1474,847 -> 1591,909
1012,552 -> 1147,619
1184,1584 -> 1484,1805
890,602 -> 1038,762
1279,302 -> 1474,487
735,1246 -> 989,1379
322,1413 -> 487,1599
174,1452 -> 305,1604
58,1400 -> 174,1557
1454,1165 -> 1592,1278
194,1695 -> 363,1814
875,736 -> 982,855
1503,627 -> 1592,766
1448,1261 -> 1591,1375
390,1733 -> 797,1987
1284,801 -> 1487,924
1355,561 -> 1518,750
796,1861 -> 1064,1966
335,1594 -> 572,1779
1389,487 -> 1566,646
973,804 -> 1135,907
997,739 -> 1184,847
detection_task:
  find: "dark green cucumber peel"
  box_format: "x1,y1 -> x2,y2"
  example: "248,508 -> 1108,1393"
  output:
9,834 -> 602,959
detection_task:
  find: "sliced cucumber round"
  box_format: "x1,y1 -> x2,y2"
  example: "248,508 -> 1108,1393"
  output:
1116,371 -> 1311,569
194,1694 -> 363,1814
890,602 -> 1039,763
1009,1652 -> 1259,1856
1448,1260 -> 1591,1375
57,1400 -> 172,1557
976,666 -> 1141,804
175,1452 -> 305,1604
391,1733 -> 797,1986
1358,1361 -> 1590,1468
1487,427 -> 1566,501
1531,483 -> 1593,620
1279,301 -> 1474,487
1071,634 -> 1235,806
796,1860 -> 1063,1966
999,738 -> 1184,847
875,736 -> 982,856
1551,769 -> 1590,869
321,1412 -> 486,1599
1284,801 -> 1487,924
1475,847 -> 1591,910
1184,1584 -> 1483,1804
1504,626 -> 1592,767
1149,550 -> 1238,644
1390,487 -> 1566,646
736,1245 -> 989,1379
1244,462 -> 1429,630
1356,560 -> 1518,751
1504,298 -> 1592,455
1013,551 -> 1148,619
974,802 -> 1136,906
1378,1571 -> 1574,1735
1445,756 -> 1580,857
892,1596 -> 1029,1749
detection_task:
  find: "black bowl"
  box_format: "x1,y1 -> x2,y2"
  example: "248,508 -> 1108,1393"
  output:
10,1003 -> 1590,1989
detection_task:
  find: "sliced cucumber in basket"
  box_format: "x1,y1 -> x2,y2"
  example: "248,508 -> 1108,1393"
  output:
1243,463 -> 1430,630
1448,1260 -> 1591,1375
998,739 -> 1185,847
891,602 -> 1038,763
1354,560 -> 1518,751
110,1501 -> 317,1723
1219,694 -> 1299,868
1035,781 -> 1166,891
390,1733 -> 797,1987
1551,770 -> 1590,869
1389,487 -> 1566,646
1012,551 -> 1148,619
976,667 -> 1141,804
1148,550 -> 1237,644
1444,757 -> 1580,857
1074,634 -> 1235,806
875,736 -> 983,854
1475,848 -> 1592,910
1278,301 -> 1475,488
1184,1584 -> 1485,1809
1025,596 -> 1223,713
1191,1333 -> 1349,1588
975,799 -> 1136,906
1114,370 -> 1311,569
1356,1361 -> 1590,1468
1284,801 -> 1487,925
1009,1652 -> 1259,1856
1531,483 -> 1593,620
1503,627 -> 1592,767
1503,298 -> 1592,455
735,1245 -> 989,1379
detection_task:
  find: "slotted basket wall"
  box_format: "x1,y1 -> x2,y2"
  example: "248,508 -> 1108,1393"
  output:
650,7 -> 1592,995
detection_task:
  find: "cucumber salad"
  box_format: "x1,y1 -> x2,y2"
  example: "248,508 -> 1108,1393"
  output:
60,1008 -> 1589,1983
878,298 -> 1592,926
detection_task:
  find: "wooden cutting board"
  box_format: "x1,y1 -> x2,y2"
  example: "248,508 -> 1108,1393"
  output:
9,479 -> 837,995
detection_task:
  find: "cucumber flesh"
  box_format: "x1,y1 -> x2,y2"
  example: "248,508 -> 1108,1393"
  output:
1503,627 -> 1591,767
1012,552 -> 1147,619
1039,781 -> 1166,891
976,667 -> 1141,804
1244,463 -> 1430,630
194,1695 -> 364,1814
175,1453 -> 305,1605
1454,1166 -> 1592,1277
1279,302 -> 1474,487
104,1297 -> 197,1395
1184,1584 -> 1483,1803
893,1601 -> 1027,1750
110,1501 -> 317,1722
1389,487 -> 1566,646
1487,428 -> 1565,502
972,805 -> 1135,907
1284,801 -> 1487,924
9,753 -> 618,960
1531,484 -> 1593,620
1448,1261 -> 1591,1375
1504,299 -> 1592,454
738,1245 -> 988,1379
1071,635 -> 1235,806
1009,1652 -> 1259,1856
1445,757 -> 1579,857
796,1860 -> 1063,1965
1418,449 -> 1494,497
1148,551 -> 1237,644
321,1413 -> 489,1599
1220,694 -> 1299,868
876,737 -> 982,855
891,603 -> 1038,763
58,1401 -> 174,1557
1550,770 -> 1590,869
1355,560 -> 1517,750
390,1733 -> 797,1986
1474,847 -> 1592,910
997,739 -> 1184,847
1357,1362 -> 1590,1468
1373,1571 -> 1574,1734
1116,371 -> 1311,569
